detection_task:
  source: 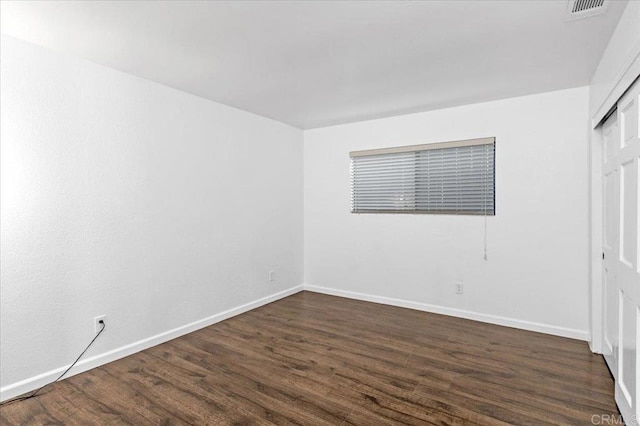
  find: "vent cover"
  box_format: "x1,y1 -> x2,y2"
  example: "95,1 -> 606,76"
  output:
572,0 -> 604,13
566,0 -> 608,21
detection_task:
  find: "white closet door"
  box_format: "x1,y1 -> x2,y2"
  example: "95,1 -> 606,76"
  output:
604,77 -> 640,424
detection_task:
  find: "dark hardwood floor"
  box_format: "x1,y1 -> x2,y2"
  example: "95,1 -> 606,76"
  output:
1,291 -> 618,425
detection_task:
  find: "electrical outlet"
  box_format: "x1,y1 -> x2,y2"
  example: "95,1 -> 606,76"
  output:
94,315 -> 106,333
455,282 -> 464,295
268,270 -> 275,282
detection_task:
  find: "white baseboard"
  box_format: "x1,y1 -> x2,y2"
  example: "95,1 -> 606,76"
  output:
0,285 -> 304,402
304,284 -> 590,342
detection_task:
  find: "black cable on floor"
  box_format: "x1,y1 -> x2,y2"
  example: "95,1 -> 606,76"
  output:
0,320 -> 106,407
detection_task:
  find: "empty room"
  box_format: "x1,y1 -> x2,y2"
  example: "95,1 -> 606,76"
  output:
1,0 -> 639,424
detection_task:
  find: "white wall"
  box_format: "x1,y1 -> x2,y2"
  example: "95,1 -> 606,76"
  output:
0,36 -> 303,399
304,86 -> 591,340
590,0 -> 640,126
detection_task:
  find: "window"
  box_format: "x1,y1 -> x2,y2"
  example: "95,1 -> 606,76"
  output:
350,137 -> 495,215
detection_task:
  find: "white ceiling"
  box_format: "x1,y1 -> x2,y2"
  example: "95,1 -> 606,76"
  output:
0,1 -> 628,129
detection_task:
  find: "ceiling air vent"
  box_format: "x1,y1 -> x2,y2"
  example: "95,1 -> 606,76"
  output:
565,0 -> 609,21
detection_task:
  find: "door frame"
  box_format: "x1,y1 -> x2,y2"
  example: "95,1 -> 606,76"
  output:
589,118 -> 605,355
590,76 -> 640,356
589,0 -> 640,353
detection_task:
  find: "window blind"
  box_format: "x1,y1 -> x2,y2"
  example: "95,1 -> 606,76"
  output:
350,137 -> 495,215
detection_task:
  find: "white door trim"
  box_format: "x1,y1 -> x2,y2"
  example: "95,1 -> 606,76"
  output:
592,48 -> 640,128
590,119 -> 605,354
590,75 -> 640,356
